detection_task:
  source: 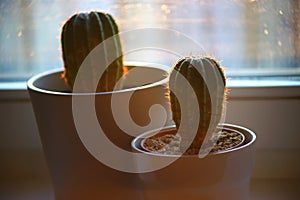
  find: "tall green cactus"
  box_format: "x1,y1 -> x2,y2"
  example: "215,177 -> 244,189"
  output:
169,56 -> 227,153
61,11 -> 124,92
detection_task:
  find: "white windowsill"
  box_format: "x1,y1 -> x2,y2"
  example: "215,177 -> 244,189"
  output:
0,79 -> 300,101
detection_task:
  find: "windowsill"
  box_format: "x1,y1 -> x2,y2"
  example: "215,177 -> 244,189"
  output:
228,79 -> 300,88
0,79 -> 299,101
0,82 -> 28,90
1,79 -> 300,89
0,179 -> 299,200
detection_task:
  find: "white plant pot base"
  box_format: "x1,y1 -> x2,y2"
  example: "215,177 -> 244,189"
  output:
131,124 -> 256,200
28,62 -> 171,200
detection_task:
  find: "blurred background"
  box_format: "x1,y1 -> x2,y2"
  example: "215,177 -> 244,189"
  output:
0,0 -> 299,82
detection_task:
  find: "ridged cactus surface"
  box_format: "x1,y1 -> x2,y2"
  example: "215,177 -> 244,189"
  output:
169,56 -> 226,153
61,11 -> 124,92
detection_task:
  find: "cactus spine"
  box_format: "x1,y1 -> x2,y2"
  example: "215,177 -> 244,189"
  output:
61,11 -> 124,92
169,56 -> 226,153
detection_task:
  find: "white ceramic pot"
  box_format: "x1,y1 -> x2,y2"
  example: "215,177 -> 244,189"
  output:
131,124 -> 256,200
27,62 -> 171,200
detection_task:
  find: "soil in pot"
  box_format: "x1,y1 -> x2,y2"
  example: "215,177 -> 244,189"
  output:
142,127 -> 245,155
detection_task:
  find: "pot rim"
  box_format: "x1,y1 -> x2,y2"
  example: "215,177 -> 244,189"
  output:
27,61 -> 170,96
131,123 -> 256,158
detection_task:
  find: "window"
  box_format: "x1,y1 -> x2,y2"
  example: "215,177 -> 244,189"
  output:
0,0 -> 299,82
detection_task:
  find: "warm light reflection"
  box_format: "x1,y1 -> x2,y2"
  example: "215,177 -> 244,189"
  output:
17,31 -> 22,37
123,66 -> 129,75
263,29 -> 269,35
279,10 -> 284,15
161,4 -> 171,14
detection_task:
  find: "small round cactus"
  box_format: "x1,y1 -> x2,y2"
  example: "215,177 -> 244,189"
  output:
169,56 -> 227,153
61,11 -> 124,92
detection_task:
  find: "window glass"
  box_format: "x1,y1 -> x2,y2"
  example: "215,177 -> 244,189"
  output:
0,0 -> 299,82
